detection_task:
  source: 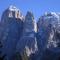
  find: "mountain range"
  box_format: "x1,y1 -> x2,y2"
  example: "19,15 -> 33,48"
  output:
0,5 -> 60,60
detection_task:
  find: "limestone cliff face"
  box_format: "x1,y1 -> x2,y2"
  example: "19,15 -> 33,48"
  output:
37,12 -> 60,60
0,6 -> 24,60
37,12 -> 60,49
16,11 -> 38,58
1,5 -> 24,21
0,5 -> 60,60
0,6 -> 38,60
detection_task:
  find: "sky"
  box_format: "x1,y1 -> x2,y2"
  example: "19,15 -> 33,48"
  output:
0,0 -> 60,20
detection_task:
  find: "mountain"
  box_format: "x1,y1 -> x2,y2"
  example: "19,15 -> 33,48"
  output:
0,6 -> 38,60
16,11 -> 38,59
37,12 -> 60,60
0,5 -> 24,60
0,6 -> 60,60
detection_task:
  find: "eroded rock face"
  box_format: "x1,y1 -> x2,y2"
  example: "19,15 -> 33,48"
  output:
16,11 -> 38,60
1,5 -> 60,60
1,5 -> 24,21
37,12 -> 60,60
0,7 -> 38,60
0,6 -> 24,60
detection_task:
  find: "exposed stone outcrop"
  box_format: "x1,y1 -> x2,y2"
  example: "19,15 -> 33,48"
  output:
0,6 -> 60,60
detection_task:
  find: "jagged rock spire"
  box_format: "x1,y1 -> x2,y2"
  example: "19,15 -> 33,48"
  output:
25,11 -> 34,20
8,5 -> 24,19
23,11 -> 35,34
1,5 -> 24,22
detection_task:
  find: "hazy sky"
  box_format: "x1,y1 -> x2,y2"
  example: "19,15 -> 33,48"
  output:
0,0 -> 60,20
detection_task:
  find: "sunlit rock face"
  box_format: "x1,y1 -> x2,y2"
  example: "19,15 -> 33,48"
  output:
0,6 -> 24,60
1,5 -> 60,60
1,5 -> 24,22
16,11 -> 38,59
0,8 -> 38,60
37,12 -> 60,60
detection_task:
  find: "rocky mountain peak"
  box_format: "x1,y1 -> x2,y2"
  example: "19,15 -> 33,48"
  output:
44,12 -> 59,18
1,5 -> 24,21
8,5 -> 19,12
8,5 -> 24,19
25,11 -> 34,20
